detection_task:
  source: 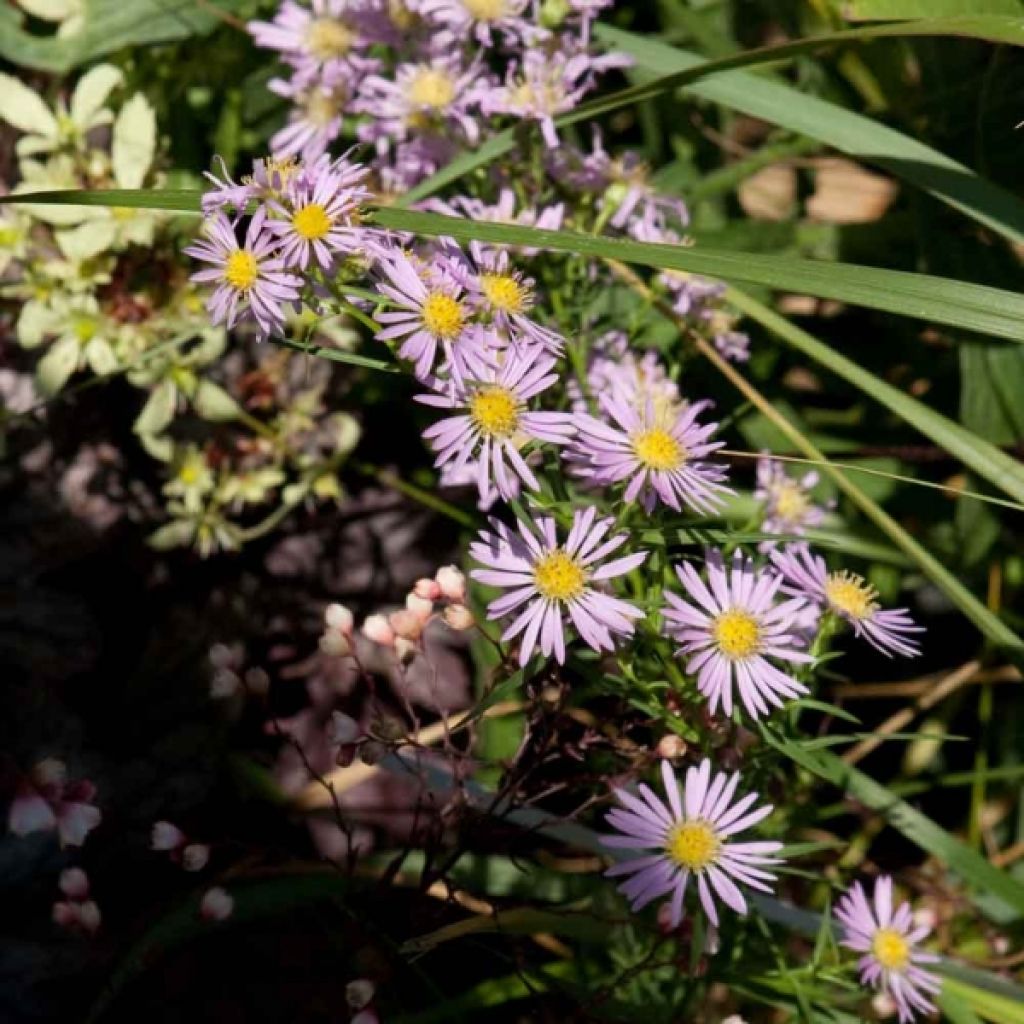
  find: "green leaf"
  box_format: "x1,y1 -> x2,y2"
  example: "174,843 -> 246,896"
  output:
10,192 -> 1024,343
724,288 -> 1024,506
941,975 -> 1024,1024
133,378 -> 177,436
192,379 -> 242,422
762,729 -> 1024,920
594,25 -> 1024,246
0,0 -> 248,74
844,1 -> 1024,19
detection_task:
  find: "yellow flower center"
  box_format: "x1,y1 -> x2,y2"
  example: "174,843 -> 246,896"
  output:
408,68 -> 457,109
470,385 -> 520,438
824,571 -> 878,621
0,225 -> 20,247
388,0 -> 417,29
462,0 -> 507,19
631,428 -> 685,472
304,17 -> 354,59
666,820 -> 720,871
713,609 -> 761,660
533,550 -> 586,603
420,292 -> 466,339
773,481 -> 809,523
872,928 -> 911,972
72,315 -> 97,343
292,203 -> 332,241
305,90 -> 342,127
224,250 -> 259,292
480,272 -> 527,314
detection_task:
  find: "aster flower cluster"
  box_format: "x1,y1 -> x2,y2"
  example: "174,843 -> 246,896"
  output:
249,0 -> 627,191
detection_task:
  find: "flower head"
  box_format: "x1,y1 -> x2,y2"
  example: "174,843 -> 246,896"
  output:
835,876 -> 941,1022
755,457 -> 828,544
602,759 -> 783,929
770,545 -> 923,658
185,208 -> 302,340
662,550 -> 812,719
417,348 -> 574,504
572,395 -> 731,515
470,506 -> 646,665
416,0 -> 532,45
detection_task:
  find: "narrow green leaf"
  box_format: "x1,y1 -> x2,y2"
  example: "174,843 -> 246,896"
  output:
762,729 -> 1024,919
725,287 -> 1024,506
941,975 -> 1024,1024
845,1 -> 1024,20
0,188 -> 202,213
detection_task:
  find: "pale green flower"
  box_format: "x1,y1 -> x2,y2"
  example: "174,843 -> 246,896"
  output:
163,445 -> 216,514
219,467 -> 287,509
0,208 -> 31,275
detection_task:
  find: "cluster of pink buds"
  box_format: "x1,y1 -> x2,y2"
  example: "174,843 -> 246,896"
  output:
8,759 -> 101,848
151,821 -> 210,872
319,566 -> 474,665
52,868 -> 101,935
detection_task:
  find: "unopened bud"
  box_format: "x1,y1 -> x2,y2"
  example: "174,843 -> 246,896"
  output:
539,0 -> 570,29
200,887 -> 233,921
871,993 -> 897,1019
319,630 -> 352,657
362,614 -> 395,646
435,565 -> 466,603
405,593 -> 434,623
413,578 -> 441,601
395,636 -> 417,663
389,609 -> 423,642
346,979 -> 375,1010
152,820 -> 186,852
325,603 -> 354,635
655,734 -> 686,760
182,844 -> 210,872
443,603 -> 475,631
59,867 -> 90,900
77,900 -> 102,934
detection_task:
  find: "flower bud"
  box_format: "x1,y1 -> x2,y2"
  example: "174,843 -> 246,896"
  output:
871,993 -> 897,1019
394,636 -> 417,663
655,734 -> 686,760
325,602 -> 354,635
413,578 -> 441,601
389,609 -> 423,642
151,820 -> 186,852
346,979 -> 376,1010
319,630 -> 352,657
182,844 -> 210,872
77,900 -> 102,934
443,603 -> 475,631
435,565 -> 466,603
59,867 -> 90,900
362,614 -> 395,646
405,593 -> 434,623
200,887 -> 233,921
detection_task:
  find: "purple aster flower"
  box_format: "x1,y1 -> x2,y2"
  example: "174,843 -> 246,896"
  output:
470,506 -> 647,665
464,243 -> 564,355
424,190 -> 565,257
713,329 -> 751,363
770,544 -> 923,658
572,395 -> 731,515
417,348 -> 574,504
270,78 -> 349,161
662,550 -> 812,719
185,208 -> 302,340
835,876 -> 941,1022
357,57 -> 487,149
439,457 -> 514,511
415,0 -> 532,46
267,153 -> 372,270
602,758 -> 783,929
373,247 -> 489,382
482,46 -> 628,148
755,457 -> 828,545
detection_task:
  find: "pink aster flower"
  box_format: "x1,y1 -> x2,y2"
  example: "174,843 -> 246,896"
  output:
755,457 -> 828,545
662,550 -> 812,719
185,208 -> 302,340
470,506 -> 647,665
602,759 -> 783,929
416,0 -> 533,46
770,544 -> 923,658
417,348 -> 574,504
464,243 -> 564,354
835,876 -> 941,1022
357,57 -> 487,149
267,153 -> 372,270
373,247 -> 490,381
269,78 -> 349,161
8,759 -> 101,847
572,395 -> 731,514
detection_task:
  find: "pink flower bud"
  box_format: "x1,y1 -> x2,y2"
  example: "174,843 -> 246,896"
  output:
151,820 -> 186,852
346,979 -> 375,1010
182,844 -> 210,872
324,603 -> 354,635
77,900 -> 102,934
59,867 -> 90,900
200,887 -> 233,921
361,614 -> 395,647
435,565 -> 466,603
52,902 -> 79,929
319,631 -> 352,657
394,637 -> 417,663
655,734 -> 686,760
413,578 -> 441,601
405,593 -> 434,623
389,609 -> 423,642
442,604 -> 475,631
